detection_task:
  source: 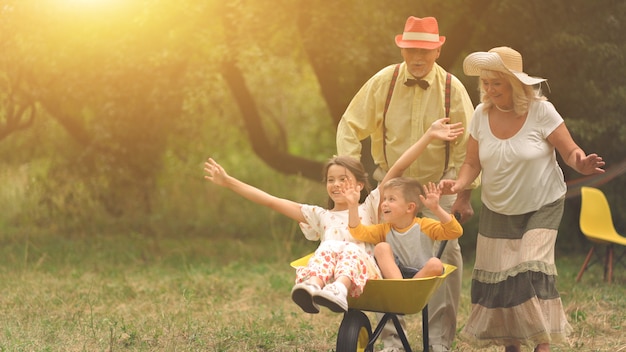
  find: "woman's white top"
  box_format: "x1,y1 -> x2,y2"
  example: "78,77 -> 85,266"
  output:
470,100 -> 567,215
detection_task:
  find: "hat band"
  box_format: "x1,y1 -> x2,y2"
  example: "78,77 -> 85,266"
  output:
402,32 -> 440,43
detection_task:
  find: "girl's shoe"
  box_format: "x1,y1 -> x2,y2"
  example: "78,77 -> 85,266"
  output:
290,282 -> 321,314
312,282 -> 348,312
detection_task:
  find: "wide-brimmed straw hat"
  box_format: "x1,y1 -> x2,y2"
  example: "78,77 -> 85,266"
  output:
463,47 -> 546,86
395,16 -> 446,50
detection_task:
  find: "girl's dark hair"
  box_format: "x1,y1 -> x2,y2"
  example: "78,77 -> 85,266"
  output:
322,156 -> 371,209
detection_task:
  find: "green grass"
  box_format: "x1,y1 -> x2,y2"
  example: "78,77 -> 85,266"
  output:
0,232 -> 624,351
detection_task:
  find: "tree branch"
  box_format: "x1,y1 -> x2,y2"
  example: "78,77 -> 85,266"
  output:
221,61 -> 323,180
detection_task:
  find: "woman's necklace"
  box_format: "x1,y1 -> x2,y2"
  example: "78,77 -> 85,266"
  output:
495,104 -> 514,113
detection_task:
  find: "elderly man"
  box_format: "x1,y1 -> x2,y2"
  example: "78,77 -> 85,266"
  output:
336,16 -> 479,352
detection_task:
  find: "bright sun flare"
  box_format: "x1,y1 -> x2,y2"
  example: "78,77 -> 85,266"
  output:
67,0 -> 108,4
54,0 -> 124,14
60,0 -> 122,9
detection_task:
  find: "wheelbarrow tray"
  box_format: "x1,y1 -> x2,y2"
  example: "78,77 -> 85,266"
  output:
291,253 -> 457,315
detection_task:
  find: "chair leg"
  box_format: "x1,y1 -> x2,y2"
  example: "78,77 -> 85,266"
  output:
607,245 -> 614,284
576,247 -> 595,282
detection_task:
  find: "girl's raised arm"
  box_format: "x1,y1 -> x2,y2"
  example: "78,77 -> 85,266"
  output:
380,118 -> 464,187
204,158 -> 307,223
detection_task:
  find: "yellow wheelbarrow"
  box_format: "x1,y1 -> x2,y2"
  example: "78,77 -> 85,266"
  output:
290,241 -> 456,352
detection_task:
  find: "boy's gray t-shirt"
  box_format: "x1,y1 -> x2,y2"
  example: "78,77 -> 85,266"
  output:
386,224 -> 434,270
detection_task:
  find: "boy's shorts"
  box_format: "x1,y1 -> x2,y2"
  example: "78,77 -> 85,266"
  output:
394,255 -> 421,279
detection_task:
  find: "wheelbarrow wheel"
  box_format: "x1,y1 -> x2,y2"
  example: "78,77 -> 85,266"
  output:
336,310 -> 373,352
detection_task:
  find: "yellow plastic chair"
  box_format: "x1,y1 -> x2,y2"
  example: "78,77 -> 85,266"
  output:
576,186 -> 626,283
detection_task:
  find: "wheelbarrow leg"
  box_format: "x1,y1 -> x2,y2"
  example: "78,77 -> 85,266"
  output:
390,314 -> 412,352
422,237 -> 449,351
368,313 -> 413,352
422,305 -> 429,352
368,313 -> 392,351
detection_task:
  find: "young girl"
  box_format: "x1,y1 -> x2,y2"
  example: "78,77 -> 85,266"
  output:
203,118 -> 463,314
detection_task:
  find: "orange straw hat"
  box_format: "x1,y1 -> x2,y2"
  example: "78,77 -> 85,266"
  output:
463,47 -> 547,85
395,16 -> 446,49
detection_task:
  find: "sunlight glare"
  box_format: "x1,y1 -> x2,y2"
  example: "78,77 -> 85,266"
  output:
56,0 -> 124,11
65,0 -> 111,5
50,0 -> 127,17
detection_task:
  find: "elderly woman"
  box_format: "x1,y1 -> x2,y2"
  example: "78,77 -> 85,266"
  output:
440,47 -> 605,352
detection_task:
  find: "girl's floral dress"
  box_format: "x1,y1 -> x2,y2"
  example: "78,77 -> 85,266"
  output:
296,188 -> 382,297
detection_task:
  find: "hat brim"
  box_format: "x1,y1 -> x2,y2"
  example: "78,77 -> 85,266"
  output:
463,51 -> 546,86
395,34 -> 445,49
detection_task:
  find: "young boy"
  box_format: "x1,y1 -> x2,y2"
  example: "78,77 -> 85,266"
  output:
347,178 -> 462,279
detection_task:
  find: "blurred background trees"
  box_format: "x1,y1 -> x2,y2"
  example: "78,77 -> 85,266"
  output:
0,0 -> 624,251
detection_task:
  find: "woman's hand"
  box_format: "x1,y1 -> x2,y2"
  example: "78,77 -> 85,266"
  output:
438,179 -> 461,195
575,153 -> 605,175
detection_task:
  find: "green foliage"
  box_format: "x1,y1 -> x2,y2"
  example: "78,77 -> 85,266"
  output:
0,0 -> 624,238
2,1 -> 189,220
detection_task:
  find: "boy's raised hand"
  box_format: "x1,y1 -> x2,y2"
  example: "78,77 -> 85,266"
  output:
427,118 -> 464,141
419,182 -> 442,211
341,177 -> 362,208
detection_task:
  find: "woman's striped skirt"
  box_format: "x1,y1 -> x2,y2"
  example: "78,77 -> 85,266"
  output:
461,198 -> 572,348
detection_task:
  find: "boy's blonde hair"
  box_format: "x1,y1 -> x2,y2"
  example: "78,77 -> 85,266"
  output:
383,177 -> 423,216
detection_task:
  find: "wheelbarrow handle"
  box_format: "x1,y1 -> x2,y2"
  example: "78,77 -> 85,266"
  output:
435,212 -> 461,259
435,240 -> 448,259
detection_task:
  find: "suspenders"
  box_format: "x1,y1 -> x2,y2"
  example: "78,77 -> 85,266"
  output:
443,72 -> 452,172
382,64 -> 401,166
383,64 -> 452,173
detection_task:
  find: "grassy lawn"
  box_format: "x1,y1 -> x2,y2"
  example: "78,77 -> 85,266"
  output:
0,232 -> 624,351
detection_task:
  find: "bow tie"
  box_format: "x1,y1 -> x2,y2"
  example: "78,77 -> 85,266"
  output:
404,79 -> 429,90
